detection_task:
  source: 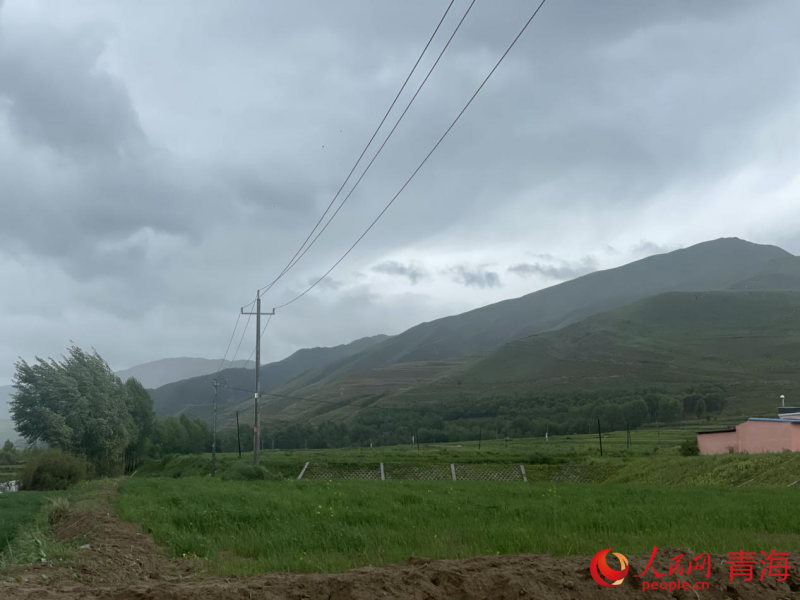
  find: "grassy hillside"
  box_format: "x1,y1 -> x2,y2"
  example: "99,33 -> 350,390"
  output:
251,291 -> 800,432
151,334 -> 388,417
394,291 -> 800,412
277,239 -> 797,396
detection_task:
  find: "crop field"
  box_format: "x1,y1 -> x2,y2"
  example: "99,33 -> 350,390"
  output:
136,426 -> 706,481
117,476 -> 800,576
0,491 -> 53,550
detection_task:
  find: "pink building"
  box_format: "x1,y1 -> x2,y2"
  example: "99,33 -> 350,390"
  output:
698,416 -> 800,455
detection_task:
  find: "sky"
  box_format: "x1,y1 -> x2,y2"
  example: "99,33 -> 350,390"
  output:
1,0 -> 799,385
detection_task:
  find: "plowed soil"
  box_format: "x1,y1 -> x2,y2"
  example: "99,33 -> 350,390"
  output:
1,483 -> 797,599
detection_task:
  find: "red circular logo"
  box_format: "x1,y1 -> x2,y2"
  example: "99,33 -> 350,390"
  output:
590,548 -> 630,587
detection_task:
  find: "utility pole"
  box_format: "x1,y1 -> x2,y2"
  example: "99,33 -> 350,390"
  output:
235,411 -> 242,458
597,419 -> 603,457
242,291 -> 275,466
209,377 -> 226,476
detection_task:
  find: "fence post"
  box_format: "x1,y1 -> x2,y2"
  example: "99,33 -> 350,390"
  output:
380,463 -> 385,481
520,464 -> 528,482
297,461 -> 310,480
450,463 -> 457,481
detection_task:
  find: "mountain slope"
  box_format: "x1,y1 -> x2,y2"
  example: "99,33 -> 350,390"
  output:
455,290 -> 800,391
151,334 -> 389,417
269,291 -> 800,424
116,358 -> 254,389
276,238 -> 796,395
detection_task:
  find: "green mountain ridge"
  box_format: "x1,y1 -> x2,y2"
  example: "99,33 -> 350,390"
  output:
151,334 -> 389,417
274,238 -> 793,396
264,290 -> 800,426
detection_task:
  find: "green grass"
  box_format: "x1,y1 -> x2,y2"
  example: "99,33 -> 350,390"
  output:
0,491 -> 55,553
135,427 -> 701,480
117,477 -> 800,575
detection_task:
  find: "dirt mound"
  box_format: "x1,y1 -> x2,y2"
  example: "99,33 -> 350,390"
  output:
1,483 -> 797,599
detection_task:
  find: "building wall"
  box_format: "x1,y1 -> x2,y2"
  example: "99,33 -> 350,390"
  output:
736,420 -> 794,454
698,430 -> 737,455
793,424 -> 800,452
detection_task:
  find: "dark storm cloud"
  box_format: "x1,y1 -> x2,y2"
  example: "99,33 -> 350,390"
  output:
0,0 -> 798,385
508,256 -> 597,280
447,265 -> 501,289
372,261 -> 428,284
0,23 -> 144,157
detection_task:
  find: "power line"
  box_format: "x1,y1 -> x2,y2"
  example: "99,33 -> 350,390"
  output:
254,0 -> 458,299
260,0 -> 477,296
214,312 -> 242,375
274,0 -> 549,310
226,311 -> 253,371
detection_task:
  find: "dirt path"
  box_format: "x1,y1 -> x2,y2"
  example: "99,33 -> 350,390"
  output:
1,482 -> 797,599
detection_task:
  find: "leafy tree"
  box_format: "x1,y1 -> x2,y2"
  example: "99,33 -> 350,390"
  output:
11,346 -> 133,474
695,397 -> 707,419
123,378 -> 155,471
623,399 -> 649,428
2,440 -> 13,452
658,397 -> 683,423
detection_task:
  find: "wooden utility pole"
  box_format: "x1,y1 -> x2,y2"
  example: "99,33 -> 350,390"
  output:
597,419 -> 603,456
242,291 -> 275,466
235,410 -> 242,458
209,378 -> 225,476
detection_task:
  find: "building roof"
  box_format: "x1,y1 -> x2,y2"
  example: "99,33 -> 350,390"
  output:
697,428 -> 736,435
747,418 -> 800,424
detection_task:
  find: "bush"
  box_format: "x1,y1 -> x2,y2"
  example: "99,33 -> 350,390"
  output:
19,449 -> 86,490
48,497 -> 71,526
679,438 -> 700,457
222,461 -> 282,481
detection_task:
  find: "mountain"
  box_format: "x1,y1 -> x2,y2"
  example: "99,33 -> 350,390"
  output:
116,358 -> 254,389
150,334 -> 389,417
272,238 -> 797,397
448,290 -> 800,396
266,291 -> 800,424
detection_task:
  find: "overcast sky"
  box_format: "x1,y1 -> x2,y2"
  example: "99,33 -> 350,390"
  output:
1,0 -> 799,385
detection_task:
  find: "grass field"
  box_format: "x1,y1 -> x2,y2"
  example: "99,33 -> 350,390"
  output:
0,491 -> 54,551
136,426 -> 706,480
117,477 -> 800,575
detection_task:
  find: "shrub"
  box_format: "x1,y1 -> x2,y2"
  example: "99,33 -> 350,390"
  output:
19,449 -> 86,490
48,497 -> 71,526
679,438 -> 700,457
222,461 -> 283,481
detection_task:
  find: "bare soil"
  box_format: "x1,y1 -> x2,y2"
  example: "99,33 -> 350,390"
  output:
1,483 -> 797,599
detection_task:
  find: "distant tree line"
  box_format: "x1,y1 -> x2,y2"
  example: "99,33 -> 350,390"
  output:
217,385 -> 727,451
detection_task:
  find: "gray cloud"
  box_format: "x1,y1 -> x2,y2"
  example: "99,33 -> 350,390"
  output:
447,265 -> 501,289
631,241 -> 681,256
372,260 -> 428,284
0,0 -> 799,384
508,256 -> 597,281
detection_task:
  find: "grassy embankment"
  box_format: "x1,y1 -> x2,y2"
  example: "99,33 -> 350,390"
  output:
117,476 -> 800,575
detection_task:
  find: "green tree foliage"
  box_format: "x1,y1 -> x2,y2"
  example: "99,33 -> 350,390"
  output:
20,449 -> 86,490
124,378 -> 154,471
2,440 -> 13,452
658,397 -> 683,423
147,415 -> 211,457
10,345 -> 158,475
